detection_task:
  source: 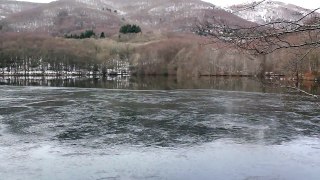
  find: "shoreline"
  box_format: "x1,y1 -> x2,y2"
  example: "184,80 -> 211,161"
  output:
0,74 -> 318,82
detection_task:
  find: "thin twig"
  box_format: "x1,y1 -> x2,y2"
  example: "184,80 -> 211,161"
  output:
284,86 -> 318,98
230,0 -> 267,14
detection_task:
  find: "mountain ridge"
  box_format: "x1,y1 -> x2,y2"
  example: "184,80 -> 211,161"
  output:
226,0 -> 318,24
0,0 -> 256,35
0,0 -> 318,36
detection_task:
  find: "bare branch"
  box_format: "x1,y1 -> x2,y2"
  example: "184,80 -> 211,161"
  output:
194,0 -> 320,55
284,86 -> 318,98
296,7 -> 320,23
229,0 -> 267,14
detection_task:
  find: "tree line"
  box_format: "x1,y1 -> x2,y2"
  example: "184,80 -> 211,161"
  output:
64,30 -> 104,39
119,24 -> 142,34
0,33 -> 133,76
63,24 -> 141,39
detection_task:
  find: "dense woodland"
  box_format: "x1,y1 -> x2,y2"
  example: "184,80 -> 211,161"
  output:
0,33 -> 132,76
0,30 -> 319,79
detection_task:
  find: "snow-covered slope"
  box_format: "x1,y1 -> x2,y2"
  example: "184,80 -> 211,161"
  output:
227,0 -> 316,24
0,0 -> 255,35
1,0 -> 123,34
0,0 -> 40,20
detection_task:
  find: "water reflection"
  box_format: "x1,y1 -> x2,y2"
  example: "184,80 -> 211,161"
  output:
1,76 -> 319,94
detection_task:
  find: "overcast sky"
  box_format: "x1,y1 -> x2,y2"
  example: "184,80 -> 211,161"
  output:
16,0 -> 320,10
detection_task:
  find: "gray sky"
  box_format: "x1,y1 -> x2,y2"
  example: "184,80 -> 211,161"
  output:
16,0 -> 320,10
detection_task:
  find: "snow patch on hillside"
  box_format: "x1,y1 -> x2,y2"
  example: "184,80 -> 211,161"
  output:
228,0 -> 313,24
0,1 -> 39,20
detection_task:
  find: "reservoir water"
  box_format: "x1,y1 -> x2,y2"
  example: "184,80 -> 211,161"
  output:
0,76 -> 319,180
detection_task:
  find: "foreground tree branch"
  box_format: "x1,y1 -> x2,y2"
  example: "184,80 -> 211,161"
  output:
284,85 -> 318,98
195,5 -> 320,55
195,2 -> 320,102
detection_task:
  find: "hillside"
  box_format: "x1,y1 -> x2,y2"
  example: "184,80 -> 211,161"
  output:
0,0 -> 123,35
0,0 -> 40,20
227,0 -> 317,24
0,0 -> 255,35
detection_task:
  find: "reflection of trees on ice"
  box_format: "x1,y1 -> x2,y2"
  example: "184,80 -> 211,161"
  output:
0,58 -> 131,76
0,76 -> 131,89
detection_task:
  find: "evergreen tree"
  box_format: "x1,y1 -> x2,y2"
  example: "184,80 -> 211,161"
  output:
80,32 -> 85,39
119,24 -> 141,34
84,30 -> 95,38
100,32 -> 105,38
64,30 -> 97,39
120,24 -> 129,34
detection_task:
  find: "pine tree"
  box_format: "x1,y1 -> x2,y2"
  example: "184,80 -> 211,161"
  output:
84,30 -> 95,38
119,24 -> 141,34
100,32 -> 105,38
80,32 -> 85,39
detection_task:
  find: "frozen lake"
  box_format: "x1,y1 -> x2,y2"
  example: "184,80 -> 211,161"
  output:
0,77 -> 319,179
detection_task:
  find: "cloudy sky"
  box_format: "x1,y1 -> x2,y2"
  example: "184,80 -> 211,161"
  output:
17,0 -> 320,10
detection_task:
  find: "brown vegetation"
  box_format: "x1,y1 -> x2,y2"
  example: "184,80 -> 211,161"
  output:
1,31 -> 319,79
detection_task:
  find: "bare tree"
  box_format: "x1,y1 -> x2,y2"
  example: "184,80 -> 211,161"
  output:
196,5 -> 320,55
195,2 -> 320,98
